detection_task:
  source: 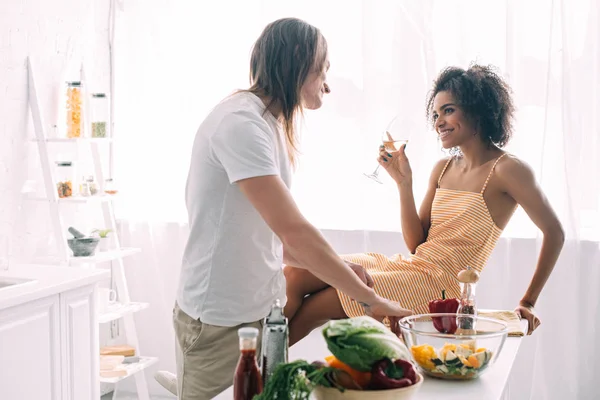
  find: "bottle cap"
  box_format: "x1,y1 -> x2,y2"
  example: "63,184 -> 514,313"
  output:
238,327 -> 259,339
457,266 -> 480,284
265,299 -> 286,324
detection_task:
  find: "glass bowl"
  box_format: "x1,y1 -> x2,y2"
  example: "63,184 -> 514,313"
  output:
399,313 -> 508,380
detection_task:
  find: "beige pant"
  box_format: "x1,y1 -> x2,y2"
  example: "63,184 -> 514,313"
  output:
173,303 -> 263,400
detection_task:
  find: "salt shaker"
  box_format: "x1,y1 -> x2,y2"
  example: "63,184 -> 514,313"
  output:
261,299 -> 289,385
456,266 -> 480,335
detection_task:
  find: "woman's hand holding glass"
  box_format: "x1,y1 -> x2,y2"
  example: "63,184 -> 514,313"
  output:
378,132 -> 413,186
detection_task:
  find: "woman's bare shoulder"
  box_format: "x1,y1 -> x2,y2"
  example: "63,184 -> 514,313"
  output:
427,156 -> 453,183
495,153 -> 537,187
432,156 -> 452,173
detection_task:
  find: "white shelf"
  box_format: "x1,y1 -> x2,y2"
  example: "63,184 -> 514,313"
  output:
99,356 -> 158,384
69,247 -> 141,265
59,195 -> 117,203
24,194 -> 118,203
32,137 -> 114,143
98,302 -> 149,324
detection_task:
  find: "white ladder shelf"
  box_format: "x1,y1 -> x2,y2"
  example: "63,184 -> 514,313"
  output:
26,57 -> 155,400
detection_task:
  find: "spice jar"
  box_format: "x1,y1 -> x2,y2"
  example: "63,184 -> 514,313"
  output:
79,176 -> 91,197
91,93 -> 108,138
55,161 -> 75,198
456,266 -> 480,335
66,81 -> 83,138
87,176 -> 98,196
104,178 -> 118,195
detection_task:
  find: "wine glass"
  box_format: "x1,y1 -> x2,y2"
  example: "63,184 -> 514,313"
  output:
364,116 -> 409,184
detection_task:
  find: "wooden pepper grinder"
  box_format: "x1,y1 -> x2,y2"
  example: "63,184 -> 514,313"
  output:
456,266 -> 480,335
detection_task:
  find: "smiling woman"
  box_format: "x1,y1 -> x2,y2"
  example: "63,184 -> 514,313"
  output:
284,64 -> 564,347
426,65 -> 514,152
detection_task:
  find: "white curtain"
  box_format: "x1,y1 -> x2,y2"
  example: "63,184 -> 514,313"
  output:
113,0 -> 599,398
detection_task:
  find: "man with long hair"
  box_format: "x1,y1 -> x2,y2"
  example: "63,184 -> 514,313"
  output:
167,18 -> 411,399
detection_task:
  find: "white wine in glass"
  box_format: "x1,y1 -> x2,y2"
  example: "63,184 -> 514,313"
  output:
364,117 -> 409,184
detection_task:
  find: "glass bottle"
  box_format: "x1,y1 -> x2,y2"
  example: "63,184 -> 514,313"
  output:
66,81 -> 83,138
91,93 -> 108,138
234,327 -> 263,400
79,176 -> 91,197
261,300 -> 289,386
456,266 -> 479,332
55,161 -> 75,198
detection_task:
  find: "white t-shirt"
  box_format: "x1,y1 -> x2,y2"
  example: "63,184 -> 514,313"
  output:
176,92 -> 291,327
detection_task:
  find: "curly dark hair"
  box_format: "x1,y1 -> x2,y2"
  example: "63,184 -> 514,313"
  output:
425,64 -> 515,148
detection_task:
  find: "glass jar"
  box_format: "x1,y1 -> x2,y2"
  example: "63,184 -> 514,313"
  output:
104,178 -> 118,195
66,81 -> 83,138
78,176 -> 91,197
87,176 -> 98,196
91,93 -> 108,138
55,161 -> 75,198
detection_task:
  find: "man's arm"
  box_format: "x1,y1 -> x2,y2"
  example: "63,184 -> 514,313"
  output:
237,175 -> 378,304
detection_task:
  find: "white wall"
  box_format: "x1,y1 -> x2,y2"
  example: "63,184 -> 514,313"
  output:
0,0 -> 110,261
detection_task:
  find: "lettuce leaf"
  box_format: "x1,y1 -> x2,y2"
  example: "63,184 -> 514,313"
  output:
322,316 -> 411,372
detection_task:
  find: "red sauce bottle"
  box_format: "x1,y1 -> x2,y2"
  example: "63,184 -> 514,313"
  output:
234,327 -> 263,400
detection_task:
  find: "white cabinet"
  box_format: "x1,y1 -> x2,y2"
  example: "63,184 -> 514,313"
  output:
60,285 -> 98,400
0,295 -> 61,400
0,284 -> 98,400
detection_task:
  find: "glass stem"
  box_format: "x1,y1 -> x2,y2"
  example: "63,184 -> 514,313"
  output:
371,165 -> 381,176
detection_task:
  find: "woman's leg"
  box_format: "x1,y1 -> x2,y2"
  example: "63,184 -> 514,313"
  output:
283,266 -> 329,320
288,287 -> 347,346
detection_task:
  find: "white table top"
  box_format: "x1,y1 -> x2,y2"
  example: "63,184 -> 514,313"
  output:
0,263 -> 110,310
215,319 -> 528,400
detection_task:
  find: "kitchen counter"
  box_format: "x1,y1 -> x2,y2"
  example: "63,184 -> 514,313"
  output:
0,263 -> 110,310
216,318 -> 528,400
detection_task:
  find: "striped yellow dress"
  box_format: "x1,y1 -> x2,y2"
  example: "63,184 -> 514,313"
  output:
338,154 -> 515,316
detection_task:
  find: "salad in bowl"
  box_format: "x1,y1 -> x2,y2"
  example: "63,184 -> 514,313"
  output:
399,313 -> 508,380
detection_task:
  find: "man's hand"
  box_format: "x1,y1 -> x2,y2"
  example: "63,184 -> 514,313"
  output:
362,298 -> 413,337
346,261 -> 374,288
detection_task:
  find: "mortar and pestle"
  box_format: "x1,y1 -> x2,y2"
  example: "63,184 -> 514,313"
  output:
67,227 -> 99,257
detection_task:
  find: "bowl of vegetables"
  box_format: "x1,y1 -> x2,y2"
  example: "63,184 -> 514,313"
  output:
256,316 -> 423,400
399,313 -> 508,380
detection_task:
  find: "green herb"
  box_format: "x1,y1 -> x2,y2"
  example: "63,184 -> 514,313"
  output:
92,229 -> 112,238
253,360 -> 341,400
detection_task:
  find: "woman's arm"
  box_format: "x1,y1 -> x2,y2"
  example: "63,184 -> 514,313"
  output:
497,157 -> 565,333
398,158 -> 449,253
380,144 -> 448,253
408,158 -> 450,252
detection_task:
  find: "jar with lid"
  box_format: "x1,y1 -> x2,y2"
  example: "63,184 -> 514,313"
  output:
91,93 -> 108,138
87,176 -> 98,195
104,178 -> 118,195
55,161 -> 75,198
65,81 -> 83,138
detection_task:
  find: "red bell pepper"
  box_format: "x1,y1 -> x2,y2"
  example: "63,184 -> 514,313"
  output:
369,358 -> 417,390
428,290 -> 460,334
